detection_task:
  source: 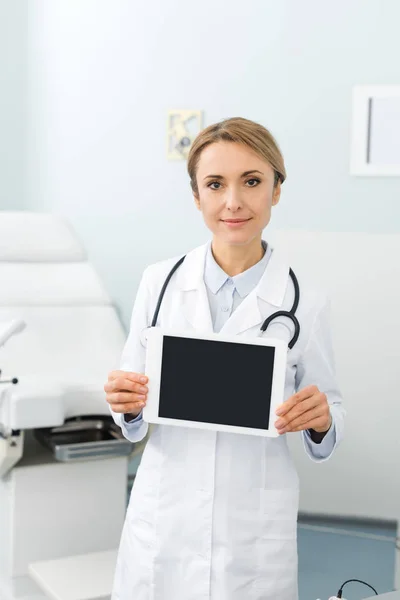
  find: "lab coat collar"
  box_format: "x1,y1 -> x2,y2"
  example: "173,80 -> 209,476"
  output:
176,242 -> 288,307
175,242 -> 290,335
204,241 -> 272,299
175,243 -> 208,292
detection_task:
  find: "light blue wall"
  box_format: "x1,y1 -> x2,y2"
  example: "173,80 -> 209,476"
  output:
0,0 -> 28,210
20,0 -> 400,326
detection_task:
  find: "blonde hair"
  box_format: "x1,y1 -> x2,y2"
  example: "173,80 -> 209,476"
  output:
187,117 -> 286,195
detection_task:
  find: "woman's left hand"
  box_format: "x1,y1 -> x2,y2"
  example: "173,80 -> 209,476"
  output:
274,385 -> 332,435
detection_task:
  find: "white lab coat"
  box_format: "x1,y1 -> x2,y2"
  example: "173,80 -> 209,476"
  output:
111,243 -> 345,600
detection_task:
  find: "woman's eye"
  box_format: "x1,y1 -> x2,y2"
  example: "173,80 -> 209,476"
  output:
209,181 -> 222,190
246,178 -> 261,187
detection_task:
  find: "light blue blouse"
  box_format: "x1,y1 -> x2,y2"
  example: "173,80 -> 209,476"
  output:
204,241 -> 272,333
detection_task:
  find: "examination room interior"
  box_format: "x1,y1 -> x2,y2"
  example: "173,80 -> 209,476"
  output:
0,1 -> 400,599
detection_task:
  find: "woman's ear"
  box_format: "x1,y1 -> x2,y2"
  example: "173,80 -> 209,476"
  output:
194,193 -> 201,211
272,181 -> 281,206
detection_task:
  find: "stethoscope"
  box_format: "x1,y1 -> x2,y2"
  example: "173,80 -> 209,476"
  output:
148,255 -> 301,349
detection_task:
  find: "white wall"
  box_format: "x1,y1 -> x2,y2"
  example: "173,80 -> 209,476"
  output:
0,0 -> 28,210
269,230 -> 400,522
25,0 -> 400,328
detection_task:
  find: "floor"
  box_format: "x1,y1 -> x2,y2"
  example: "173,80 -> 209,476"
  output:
127,470 -> 397,600
298,516 -> 397,599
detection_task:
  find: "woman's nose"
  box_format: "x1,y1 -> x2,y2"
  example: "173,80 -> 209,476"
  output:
224,188 -> 242,211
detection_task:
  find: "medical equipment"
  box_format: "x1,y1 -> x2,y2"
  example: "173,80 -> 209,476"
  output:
0,319 -> 25,476
0,320 -> 25,388
331,578 -> 378,597
0,212 -> 145,600
328,577 -> 398,598
327,576 -> 399,598
150,255 -> 301,348
0,319 -> 26,348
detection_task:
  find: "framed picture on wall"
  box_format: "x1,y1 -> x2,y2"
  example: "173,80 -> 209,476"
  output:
166,110 -> 203,160
350,85 -> 400,176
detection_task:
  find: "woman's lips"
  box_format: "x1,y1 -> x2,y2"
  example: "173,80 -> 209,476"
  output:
221,218 -> 251,227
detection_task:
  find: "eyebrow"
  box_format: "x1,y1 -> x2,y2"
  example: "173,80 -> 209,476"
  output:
203,169 -> 264,181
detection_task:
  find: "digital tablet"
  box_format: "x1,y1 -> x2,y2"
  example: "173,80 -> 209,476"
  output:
143,328 -> 287,437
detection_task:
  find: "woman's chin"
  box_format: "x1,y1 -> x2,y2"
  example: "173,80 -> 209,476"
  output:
213,226 -> 261,246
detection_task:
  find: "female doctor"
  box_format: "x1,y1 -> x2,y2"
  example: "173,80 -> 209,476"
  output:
105,117 -> 345,600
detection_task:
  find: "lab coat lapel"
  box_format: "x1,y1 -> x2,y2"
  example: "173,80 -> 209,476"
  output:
219,249 -> 290,336
175,244 -> 214,333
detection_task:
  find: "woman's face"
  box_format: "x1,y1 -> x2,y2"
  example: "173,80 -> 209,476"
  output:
194,141 -> 281,246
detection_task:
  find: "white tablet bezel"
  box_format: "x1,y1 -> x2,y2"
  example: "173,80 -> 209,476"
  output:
143,328 -> 287,438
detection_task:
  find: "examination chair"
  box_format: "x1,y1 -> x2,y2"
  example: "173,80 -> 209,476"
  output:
0,212 -> 139,600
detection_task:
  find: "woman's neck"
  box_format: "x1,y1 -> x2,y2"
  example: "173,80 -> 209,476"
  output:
211,237 -> 265,277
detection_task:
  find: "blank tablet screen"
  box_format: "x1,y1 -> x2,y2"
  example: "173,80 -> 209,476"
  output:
158,335 -> 275,430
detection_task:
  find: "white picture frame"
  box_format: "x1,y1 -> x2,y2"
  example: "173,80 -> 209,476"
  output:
350,85 -> 400,176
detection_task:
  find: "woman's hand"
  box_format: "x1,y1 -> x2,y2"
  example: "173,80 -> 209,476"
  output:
104,370 -> 148,419
274,385 -> 332,435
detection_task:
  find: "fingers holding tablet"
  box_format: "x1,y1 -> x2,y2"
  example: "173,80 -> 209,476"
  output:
104,370 -> 149,416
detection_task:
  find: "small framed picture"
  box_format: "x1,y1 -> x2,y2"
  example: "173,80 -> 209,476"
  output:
166,110 -> 203,160
350,85 -> 400,176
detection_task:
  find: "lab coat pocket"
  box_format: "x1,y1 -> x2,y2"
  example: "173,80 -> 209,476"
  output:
260,488 -> 299,540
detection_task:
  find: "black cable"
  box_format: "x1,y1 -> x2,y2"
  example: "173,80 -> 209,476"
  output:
337,578 -> 378,597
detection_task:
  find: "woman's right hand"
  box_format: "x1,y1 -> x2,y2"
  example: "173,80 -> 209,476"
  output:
104,370 -> 148,419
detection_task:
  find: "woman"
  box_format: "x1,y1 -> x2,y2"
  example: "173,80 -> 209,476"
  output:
105,117 -> 345,600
